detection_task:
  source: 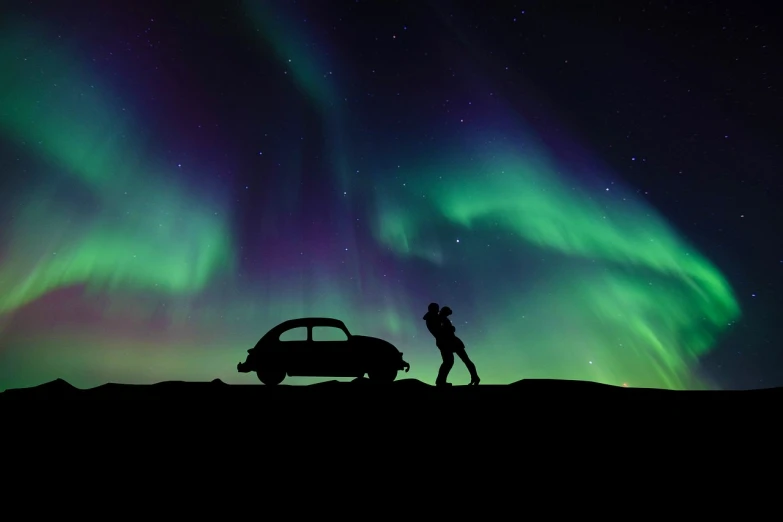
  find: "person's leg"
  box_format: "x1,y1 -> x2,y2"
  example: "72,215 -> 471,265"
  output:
436,348 -> 454,386
455,348 -> 480,384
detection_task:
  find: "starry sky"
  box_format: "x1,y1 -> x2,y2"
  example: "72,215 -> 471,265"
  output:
0,0 -> 780,391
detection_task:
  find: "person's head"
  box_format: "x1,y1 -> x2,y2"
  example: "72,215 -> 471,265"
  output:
439,306 -> 452,317
428,302 -> 439,314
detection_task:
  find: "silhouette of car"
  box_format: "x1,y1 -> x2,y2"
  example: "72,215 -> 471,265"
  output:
237,317 -> 411,385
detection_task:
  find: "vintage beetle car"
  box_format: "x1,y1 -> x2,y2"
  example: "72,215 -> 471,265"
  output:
237,317 -> 411,385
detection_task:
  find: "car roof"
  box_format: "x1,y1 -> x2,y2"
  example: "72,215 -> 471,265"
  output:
270,317 -> 348,332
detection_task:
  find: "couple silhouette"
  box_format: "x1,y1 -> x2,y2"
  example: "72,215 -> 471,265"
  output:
423,302 -> 481,386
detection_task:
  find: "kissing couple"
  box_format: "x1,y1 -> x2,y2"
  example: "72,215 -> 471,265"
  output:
423,302 -> 480,386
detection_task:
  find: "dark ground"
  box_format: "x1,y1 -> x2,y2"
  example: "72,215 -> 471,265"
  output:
3,378 -> 777,461
3,377 -> 782,401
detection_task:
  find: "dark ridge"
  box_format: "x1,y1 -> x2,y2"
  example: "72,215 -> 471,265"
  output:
18,378 -> 78,397
1,377 -> 781,401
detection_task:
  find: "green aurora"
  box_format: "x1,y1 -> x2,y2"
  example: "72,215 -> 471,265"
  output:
0,13 -> 740,391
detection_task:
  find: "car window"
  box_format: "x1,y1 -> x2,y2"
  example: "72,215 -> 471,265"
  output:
279,326 -> 307,341
312,326 -> 349,342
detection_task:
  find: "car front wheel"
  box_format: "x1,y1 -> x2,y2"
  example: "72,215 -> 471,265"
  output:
256,366 -> 286,385
368,368 -> 397,383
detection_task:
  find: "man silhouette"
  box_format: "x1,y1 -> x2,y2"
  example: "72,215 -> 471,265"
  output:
439,306 -> 480,386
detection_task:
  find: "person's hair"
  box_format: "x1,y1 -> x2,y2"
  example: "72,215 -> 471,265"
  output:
440,306 -> 452,316
428,302 -> 439,313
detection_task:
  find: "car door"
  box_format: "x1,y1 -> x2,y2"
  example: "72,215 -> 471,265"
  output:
278,326 -> 311,376
310,325 -> 358,377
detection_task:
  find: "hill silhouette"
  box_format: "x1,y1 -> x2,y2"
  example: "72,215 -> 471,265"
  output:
2,377 -> 781,401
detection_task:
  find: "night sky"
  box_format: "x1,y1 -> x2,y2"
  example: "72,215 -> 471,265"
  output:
0,0 -> 780,391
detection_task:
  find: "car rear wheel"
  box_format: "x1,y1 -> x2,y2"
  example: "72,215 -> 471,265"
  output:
368,368 -> 397,383
256,366 -> 286,385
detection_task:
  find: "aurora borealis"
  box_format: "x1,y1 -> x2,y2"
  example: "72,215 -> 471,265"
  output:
3,0 -> 776,391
